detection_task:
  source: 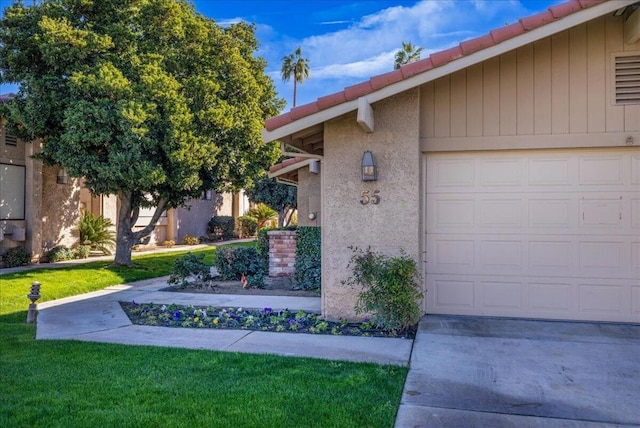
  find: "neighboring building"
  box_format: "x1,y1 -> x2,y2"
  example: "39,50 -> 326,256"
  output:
263,0 -> 640,323
1,96 -> 82,259
1,95 -> 247,261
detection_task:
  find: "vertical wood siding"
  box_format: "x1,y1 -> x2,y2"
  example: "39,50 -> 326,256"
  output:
420,16 -> 640,139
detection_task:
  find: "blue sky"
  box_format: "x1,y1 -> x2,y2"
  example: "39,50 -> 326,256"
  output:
1,0 -> 561,110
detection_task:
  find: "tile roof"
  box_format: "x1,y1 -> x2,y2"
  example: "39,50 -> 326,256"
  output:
268,156 -> 308,175
264,0 -> 612,133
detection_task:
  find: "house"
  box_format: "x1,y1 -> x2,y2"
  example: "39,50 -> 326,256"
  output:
263,0 -> 640,323
1,97 -> 248,261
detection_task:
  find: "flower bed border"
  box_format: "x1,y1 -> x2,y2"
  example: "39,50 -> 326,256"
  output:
120,302 -> 416,339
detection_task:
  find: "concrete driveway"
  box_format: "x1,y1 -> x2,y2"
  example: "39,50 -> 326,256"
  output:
395,315 -> 640,427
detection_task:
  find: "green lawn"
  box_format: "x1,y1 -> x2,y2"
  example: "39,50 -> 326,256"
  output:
0,242 -> 407,427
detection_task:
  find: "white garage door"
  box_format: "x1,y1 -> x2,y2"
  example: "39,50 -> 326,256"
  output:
425,148 -> 640,323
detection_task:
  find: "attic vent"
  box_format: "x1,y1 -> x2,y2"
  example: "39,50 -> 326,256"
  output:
614,55 -> 640,105
4,132 -> 17,146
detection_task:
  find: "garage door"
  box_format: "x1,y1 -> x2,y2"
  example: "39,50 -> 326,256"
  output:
425,148 -> 640,323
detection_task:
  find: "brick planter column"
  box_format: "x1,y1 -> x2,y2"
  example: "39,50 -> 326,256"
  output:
268,230 -> 297,277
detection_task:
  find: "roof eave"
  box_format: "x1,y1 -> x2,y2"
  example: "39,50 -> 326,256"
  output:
262,0 -> 631,144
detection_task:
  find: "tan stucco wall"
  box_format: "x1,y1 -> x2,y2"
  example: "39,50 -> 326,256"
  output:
322,89 -> 422,320
40,165 -> 82,254
297,167 -> 321,227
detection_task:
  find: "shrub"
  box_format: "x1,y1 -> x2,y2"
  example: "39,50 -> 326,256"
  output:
237,215 -> 258,238
168,253 -> 212,289
343,247 -> 422,333
256,227 -> 274,269
47,246 -> 75,262
215,246 -> 263,282
161,240 -> 175,248
246,203 -> 277,229
78,211 -> 115,255
182,235 -> 199,245
294,227 -> 321,290
74,245 -> 91,259
1,246 -> 31,267
207,216 -> 235,241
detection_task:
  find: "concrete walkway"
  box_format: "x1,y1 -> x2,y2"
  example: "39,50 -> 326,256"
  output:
35,276 -> 414,366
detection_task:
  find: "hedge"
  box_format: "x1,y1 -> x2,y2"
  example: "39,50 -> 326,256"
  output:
294,226 -> 321,290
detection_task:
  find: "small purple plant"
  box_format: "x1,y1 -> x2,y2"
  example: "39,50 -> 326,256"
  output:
131,300 -> 137,307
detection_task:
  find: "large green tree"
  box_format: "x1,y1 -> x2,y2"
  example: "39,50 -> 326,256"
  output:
280,47 -> 309,108
0,0 -> 283,265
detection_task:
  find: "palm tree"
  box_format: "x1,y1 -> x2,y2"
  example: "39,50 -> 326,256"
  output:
281,47 -> 310,108
394,41 -> 423,69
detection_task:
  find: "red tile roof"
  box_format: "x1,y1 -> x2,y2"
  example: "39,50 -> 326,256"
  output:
268,157 -> 307,174
264,0 -> 611,133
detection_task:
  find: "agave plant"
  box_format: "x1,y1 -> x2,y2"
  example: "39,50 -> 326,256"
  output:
246,203 -> 278,230
78,211 -> 116,255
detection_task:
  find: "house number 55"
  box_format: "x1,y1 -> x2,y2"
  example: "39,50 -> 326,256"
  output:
360,190 -> 380,205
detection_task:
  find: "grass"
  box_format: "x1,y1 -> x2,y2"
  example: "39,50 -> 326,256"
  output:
0,241 -> 408,427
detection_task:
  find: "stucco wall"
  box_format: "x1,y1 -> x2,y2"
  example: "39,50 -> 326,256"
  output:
40,165 -> 81,254
296,167 -> 321,227
175,197 -> 222,241
322,89 -> 422,320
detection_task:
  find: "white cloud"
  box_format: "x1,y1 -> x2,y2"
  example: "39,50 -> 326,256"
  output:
270,0 -> 541,107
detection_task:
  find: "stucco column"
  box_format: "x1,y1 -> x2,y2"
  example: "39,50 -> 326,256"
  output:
25,141 -> 43,259
321,89 -> 421,320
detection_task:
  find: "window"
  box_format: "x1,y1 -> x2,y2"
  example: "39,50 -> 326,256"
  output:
0,163 -> 26,220
613,54 -> 640,105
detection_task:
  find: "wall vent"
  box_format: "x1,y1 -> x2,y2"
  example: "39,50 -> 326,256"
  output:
4,132 -> 17,146
614,55 -> 640,105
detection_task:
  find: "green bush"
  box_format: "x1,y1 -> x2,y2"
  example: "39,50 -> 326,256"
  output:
294,227 -> 321,290
207,216 -> 236,241
168,253 -> 212,289
238,215 -> 258,238
246,203 -> 277,229
256,227 -> 274,269
1,246 -> 31,267
215,246 -> 264,287
343,247 -> 422,333
74,245 -> 91,259
47,246 -> 75,262
182,235 -> 199,245
78,211 -> 115,255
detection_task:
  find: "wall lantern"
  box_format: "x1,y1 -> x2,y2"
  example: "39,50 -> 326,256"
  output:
361,151 -> 377,182
56,168 -> 69,185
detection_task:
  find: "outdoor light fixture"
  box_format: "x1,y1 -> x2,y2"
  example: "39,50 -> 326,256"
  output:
361,150 -> 377,182
56,168 -> 69,185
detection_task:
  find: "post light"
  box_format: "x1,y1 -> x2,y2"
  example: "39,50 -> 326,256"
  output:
56,168 -> 69,185
361,151 -> 377,182
26,281 -> 41,323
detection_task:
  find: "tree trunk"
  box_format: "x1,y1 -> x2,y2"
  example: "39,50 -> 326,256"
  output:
293,79 -> 297,108
113,192 -> 137,266
112,192 -> 168,267
278,207 -> 286,228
